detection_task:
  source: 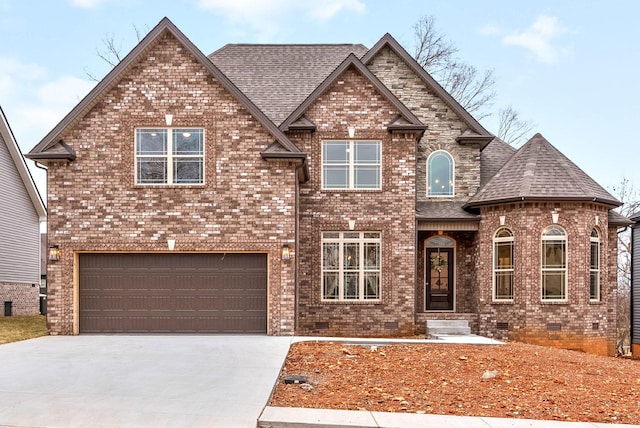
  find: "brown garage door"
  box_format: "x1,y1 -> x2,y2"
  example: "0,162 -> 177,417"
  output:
79,253 -> 267,333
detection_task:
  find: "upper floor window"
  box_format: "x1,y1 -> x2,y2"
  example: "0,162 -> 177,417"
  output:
493,227 -> 514,301
135,128 -> 204,185
322,141 -> 381,190
590,228 -> 600,301
541,225 -> 567,301
322,231 -> 381,301
427,150 -> 454,196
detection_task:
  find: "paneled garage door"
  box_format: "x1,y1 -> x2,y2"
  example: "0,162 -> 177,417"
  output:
79,253 -> 267,333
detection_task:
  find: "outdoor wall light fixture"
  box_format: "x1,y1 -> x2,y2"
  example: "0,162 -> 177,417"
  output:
348,126 -> 355,138
165,114 -> 173,126
48,245 -> 61,262
281,244 -> 291,261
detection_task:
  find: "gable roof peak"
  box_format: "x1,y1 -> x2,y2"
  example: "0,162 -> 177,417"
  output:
362,32 -> 491,139
28,17 -> 304,164
280,53 -> 424,133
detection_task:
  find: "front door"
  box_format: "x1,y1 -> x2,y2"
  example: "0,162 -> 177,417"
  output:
426,247 -> 454,310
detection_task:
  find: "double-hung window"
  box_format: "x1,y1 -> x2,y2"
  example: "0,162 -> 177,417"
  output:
590,228 -> 600,301
322,141 -> 381,189
136,128 -> 204,185
541,225 -> 567,301
493,227 -> 514,301
322,231 -> 381,301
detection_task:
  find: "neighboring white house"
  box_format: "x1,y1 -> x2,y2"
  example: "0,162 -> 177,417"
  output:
0,105 -> 46,316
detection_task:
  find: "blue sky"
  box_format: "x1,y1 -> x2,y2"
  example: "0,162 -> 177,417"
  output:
1,0 -> 638,201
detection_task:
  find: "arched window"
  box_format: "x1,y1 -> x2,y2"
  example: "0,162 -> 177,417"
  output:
541,225 -> 567,301
427,150 -> 454,196
590,228 -> 600,301
493,228 -> 514,301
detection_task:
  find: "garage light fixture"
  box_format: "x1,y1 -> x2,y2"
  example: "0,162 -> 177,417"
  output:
48,245 -> 61,262
281,244 -> 291,261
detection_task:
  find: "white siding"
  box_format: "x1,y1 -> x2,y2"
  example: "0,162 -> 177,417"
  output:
0,133 -> 41,284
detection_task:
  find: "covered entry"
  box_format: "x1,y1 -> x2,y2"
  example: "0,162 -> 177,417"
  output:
78,253 -> 267,333
425,237 -> 455,310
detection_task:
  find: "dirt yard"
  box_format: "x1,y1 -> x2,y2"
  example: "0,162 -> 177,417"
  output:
269,341 -> 640,424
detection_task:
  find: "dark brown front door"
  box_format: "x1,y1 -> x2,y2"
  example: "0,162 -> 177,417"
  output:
79,253 -> 267,334
426,248 -> 454,310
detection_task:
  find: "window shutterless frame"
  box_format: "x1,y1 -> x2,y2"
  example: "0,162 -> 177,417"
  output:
590,228 -> 600,301
541,225 -> 567,301
322,140 -> 381,190
321,231 -> 381,301
427,150 -> 454,197
493,227 -> 514,301
135,128 -> 204,185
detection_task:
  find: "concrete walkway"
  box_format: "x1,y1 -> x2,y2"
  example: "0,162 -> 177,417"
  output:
0,335 -> 292,428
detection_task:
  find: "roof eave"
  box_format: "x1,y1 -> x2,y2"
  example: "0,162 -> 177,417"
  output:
464,195 -> 622,210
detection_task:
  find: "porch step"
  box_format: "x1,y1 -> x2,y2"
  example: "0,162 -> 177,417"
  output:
426,319 -> 471,336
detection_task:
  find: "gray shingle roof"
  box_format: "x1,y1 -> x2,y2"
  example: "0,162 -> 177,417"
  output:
630,211 -> 640,222
609,210 -> 633,226
466,133 -> 621,208
480,137 -> 516,186
417,201 -> 480,221
209,44 -> 368,125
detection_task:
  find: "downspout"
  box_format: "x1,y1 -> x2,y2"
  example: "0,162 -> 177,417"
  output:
293,157 -> 307,333
631,224 -> 635,352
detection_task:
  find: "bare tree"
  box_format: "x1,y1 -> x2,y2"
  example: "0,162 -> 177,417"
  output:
412,15 -> 495,120
85,25 -> 148,81
611,178 -> 640,355
497,105 -> 535,147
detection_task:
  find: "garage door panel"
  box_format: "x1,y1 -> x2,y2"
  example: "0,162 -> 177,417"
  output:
79,253 -> 267,333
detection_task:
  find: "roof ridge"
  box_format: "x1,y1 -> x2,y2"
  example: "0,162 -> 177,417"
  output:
519,138 -> 541,196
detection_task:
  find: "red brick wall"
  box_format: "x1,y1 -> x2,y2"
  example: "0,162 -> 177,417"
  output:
476,202 -> 617,355
45,33 -> 297,335
291,66 -> 418,336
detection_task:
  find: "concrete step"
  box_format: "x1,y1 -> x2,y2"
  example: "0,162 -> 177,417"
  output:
426,319 -> 471,335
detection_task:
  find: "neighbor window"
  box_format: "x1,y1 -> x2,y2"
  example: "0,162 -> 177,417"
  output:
493,227 -> 514,301
590,228 -> 600,301
135,128 -> 204,185
541,225 -> 567,301
322,141 -> 381,189
427,150 -> 454,196
322,231 -> 381,301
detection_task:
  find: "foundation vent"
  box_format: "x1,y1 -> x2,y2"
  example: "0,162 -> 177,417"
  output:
496,322 -> 509,330
315,322 -> 329,330
384,321 -> 398,329
592,322 -> 600,330
546,323 -> 562,331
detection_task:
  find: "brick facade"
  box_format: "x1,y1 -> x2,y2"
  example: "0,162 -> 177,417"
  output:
474,203 -> 617,356
36,22 -> 622,356
0,282 -> 39,316
45,33 -> 297,335
292,66 -> 417,336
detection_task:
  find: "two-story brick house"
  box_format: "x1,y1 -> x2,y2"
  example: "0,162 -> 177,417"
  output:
28,18 -> 628,355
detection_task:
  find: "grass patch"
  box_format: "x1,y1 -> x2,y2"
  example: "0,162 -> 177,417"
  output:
0,315 -> 47,345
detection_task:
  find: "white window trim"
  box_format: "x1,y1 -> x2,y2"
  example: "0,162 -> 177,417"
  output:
135,128 -> 205,185
321,140 -> 381,190
492,228 -> 514,302
590,229 -> 600,302
541,225 -> 568,302
321,231 -> 381,301
427,150 -> 455,197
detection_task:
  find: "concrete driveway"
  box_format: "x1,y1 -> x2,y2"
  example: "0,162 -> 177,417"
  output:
0,335 -> 292,428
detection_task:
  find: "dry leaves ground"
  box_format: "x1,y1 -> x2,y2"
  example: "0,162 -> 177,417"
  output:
270,341 -> 640,425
